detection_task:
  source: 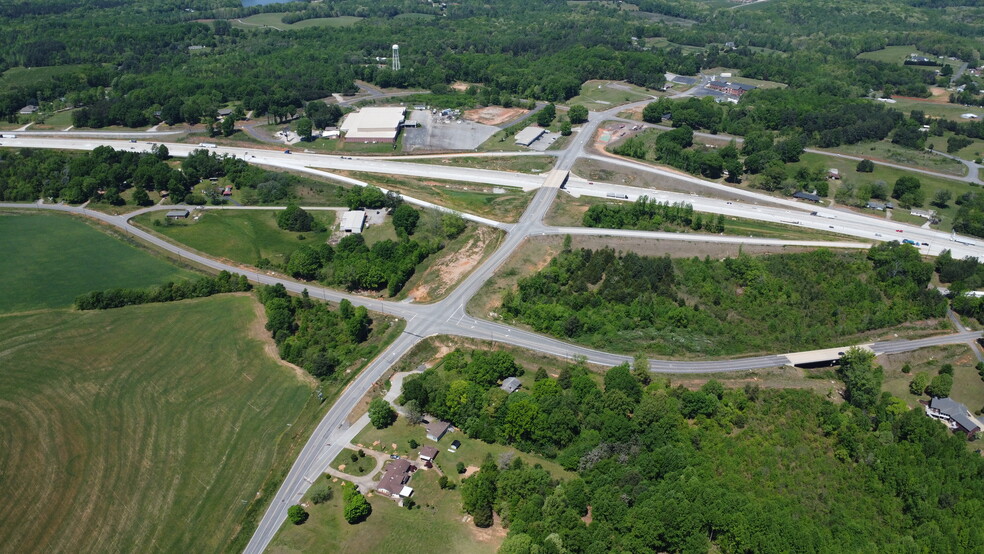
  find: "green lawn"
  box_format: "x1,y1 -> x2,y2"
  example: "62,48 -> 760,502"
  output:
268,468 -> 498,554
880,344 -> 984,412
873,97 -> 980,122
354,419 -> 573,481
565,80 -> 655,111
230,14 -> 362,31
933,132 -> 984,163
821,140 -> 966,176
0,212 -> 193,313
702,67 -> 787,89
790,152 -> 974,231
133,210 -> 336,267
331,448 -> 377,477
857,45 -> 963,71
0,295 -> 317,553
0,64 -> 87,90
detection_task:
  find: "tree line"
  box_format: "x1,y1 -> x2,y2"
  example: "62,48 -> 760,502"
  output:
582,196 -> 726,233
74,271 -> 251,310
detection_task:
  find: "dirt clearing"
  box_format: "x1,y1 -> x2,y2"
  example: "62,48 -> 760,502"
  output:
463,106 -> 529,126
407,226 -> 501,302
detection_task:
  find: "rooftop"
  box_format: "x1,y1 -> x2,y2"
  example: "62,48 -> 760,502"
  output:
426,419 -> 450,439
514,126 -> 545,146
500,376 -> 521,393
340,107 -> 406,140
419,445 -> 439,459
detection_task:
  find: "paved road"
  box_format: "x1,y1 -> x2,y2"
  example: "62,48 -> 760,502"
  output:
5,96 -> 984,552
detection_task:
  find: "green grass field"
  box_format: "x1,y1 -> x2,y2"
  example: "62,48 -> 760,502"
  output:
133,209 -> 336,267
344,172 -> 534,223
702,67 -> 787,89
880,345 -> 984,411
873,97 -> 980,122
268,468 -> 499,554
230,14 -> 362,31
821,140 -> 967,176
0,295 -> 317,553
565,80 -> 655,111
0,212 -> 193,313
933,132 -> 984,162
0,64 -> 87,91
857,45 -> 963,71
331,448 -> 377,477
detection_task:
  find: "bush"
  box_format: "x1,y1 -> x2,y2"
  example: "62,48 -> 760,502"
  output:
287,504 -> 308,525
856,159 -> 875,173
310,485 -> 332,504
439,475 -> 449,489
343,486 -> 372,524
939,363 -> 954,376
927,373 -> 954,398
277,204 -> 315,232
408,439 -> 419,449
909,372 -> 929,395
350,452 -> 359,463
456,461 -> 467,474
404,498 -> 416,510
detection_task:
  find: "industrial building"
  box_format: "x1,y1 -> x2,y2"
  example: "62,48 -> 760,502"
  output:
514,126 -> 546,147
340,107 -> 406,143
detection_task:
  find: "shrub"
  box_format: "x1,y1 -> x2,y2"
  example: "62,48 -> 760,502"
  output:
409,439 -> 419,449
310,485 -> 332,505
287,505 -> 308,525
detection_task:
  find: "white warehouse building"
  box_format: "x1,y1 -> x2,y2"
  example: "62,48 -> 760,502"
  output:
340,107 -> 406,143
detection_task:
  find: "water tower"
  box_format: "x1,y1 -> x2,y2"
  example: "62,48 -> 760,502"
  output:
391,44 -> 401,71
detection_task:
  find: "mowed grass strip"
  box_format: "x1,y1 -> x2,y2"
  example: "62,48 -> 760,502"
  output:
0,213 -> 193,313
0,295 -> 314,553
133,209 -> 336,267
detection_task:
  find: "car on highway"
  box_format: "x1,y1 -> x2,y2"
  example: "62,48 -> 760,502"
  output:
284,150 -> 291,154
902,239 -> 917,245
896,229 -> 903,233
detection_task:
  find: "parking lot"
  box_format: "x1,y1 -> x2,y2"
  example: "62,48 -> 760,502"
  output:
402,109 -> 499,152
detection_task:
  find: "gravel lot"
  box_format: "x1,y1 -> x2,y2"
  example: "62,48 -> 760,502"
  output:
403,109 -> 499,152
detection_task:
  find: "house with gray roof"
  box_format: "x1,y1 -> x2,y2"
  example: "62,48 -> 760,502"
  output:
926,397 -> 983,436
500,376 -> 521,393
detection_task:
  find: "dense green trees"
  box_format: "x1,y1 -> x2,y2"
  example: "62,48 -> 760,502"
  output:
567,104 -> 588,124
368,397 -> 397,429
75,271 -> 251,310
582,196 -> 725,233
342,483 -> 371,524
391,204 -> 420,236
837,347 -> 883,410
256,286 -> 377,380
276,204 -> 318,232
413,346 -> 984,551
501,245 -> 944,356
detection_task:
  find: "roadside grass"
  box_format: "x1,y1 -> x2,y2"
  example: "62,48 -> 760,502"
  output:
0,295 -> 317,553
873,97 -> 980,122
820,140 -> 966,176
132,209 -> 336,268
331,448 -> 377,477
476,128 -> 536,152
230,14 -> 362,30
297,135 -> 404,155
267,467 -> 499,554
790,152 -> 974,232
546,191 -> 853,240
342,171 -> 534,223
361,219 -> 399,246
0,212 -> 194,313
29,109 -> 76,129
565,80 -> 654,112
644,37 -> 704,54
400,155 -> 556,173
932,132 -> 984,162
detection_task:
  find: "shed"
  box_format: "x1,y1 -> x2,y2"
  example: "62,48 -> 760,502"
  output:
426,419 -> 451,442
448,439 -> 461,452
500,377 -> 521,393
340,210 -> 366,233
792,191 -> 821,203
19,105 -> 38,115
514,126 -> 546,147
419,445 -> 439,462
166,209 -> 190,219
217,107 -> 233,117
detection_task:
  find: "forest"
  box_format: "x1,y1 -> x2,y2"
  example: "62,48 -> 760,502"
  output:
500,243 -> 946,356
257,283 -> 377,380
405,348 -> 984,552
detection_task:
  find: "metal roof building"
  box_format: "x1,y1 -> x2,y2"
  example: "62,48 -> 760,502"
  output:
514,126 -> 546,147
340,210 -> 366,233
340,107 -> 406,143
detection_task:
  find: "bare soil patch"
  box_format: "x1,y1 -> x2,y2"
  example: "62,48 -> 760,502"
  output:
467,512 -> 509,543
463,106 -> 529,126
407,226 -> 500,302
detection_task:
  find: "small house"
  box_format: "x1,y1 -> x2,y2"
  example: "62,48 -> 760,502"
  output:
19,105 -> 38,115
217,107 -> 233,117
792,191 -> 821,203
866,201 -> 893,211
426,419 -> 451,442
419,445 -> 439,462
827,168 -> 840,180
500,377 -> 521,394
926,397 -> 983,436
376,459 -> 416,498
166,209 -> 190,219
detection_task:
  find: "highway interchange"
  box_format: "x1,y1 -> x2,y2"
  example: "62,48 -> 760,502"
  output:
4,98 -> 984,552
